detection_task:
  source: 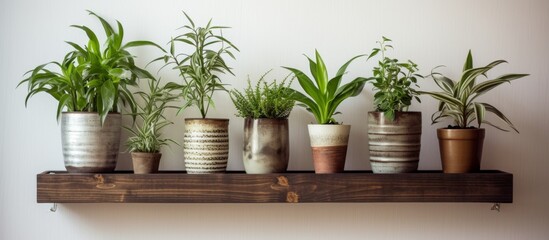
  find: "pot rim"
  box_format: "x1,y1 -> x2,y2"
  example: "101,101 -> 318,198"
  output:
368,111 -> 422,114
437,128 -> 485,131
131,151 -> 162,155
184,118 -> 229,121
307,123 -> 350,126
62,111 -> 120,115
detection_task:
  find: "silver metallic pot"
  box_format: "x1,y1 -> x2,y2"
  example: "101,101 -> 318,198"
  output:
61,112 -> 121,173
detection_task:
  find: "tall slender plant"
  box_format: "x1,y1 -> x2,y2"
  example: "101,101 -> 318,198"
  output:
157,12 -> 239,118
19,10 -> 163,123
284,50 -> 369,124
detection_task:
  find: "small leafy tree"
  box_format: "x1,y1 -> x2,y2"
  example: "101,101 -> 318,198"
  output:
367,37 -> 423,121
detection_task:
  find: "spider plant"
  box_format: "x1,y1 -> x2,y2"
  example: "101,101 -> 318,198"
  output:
367,37 -> 423,120
230,71 -> 295,119
158,11 -> 239,118
419,50 -> 529,132
18,10 -> 163,123
283,50 -> 369,124
125,78 -> 179,153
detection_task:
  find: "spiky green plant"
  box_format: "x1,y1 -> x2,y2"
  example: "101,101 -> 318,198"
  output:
125,78 -> 179,153
419,50 -> 529,132
18,10 -> 163,123
230,71 -> 295,119
367,36 -> 423,121
158,11 -> 239,118
283,50 -> 369,124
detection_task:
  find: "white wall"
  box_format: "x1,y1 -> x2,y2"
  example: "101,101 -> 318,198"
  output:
1,0 -> 548,239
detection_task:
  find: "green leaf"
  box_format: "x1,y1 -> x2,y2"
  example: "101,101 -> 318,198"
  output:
463,50 -> 473,72
123,40 -> 166,52
314,50 -> 329,94
282,67 -> 323,105
100,80 -> 115,122
480,102 -> 519,133
418,91 -> 462,108
70,25 -> 100,54
87,10 -> 114,37
473,102 -> 485,128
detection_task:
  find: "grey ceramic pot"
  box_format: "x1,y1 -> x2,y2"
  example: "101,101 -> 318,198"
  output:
367,111 -> 422,173
184,118 -> 229,174
61,112 -> 121,173
243,118 -> 289,174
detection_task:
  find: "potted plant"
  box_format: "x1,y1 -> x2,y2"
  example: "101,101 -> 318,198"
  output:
159,12 -> 239,174
284,50 -> 368,173
366,37 -> 424,173
19,11 -> 162,173
230,71 -> 295,174
125,78 -> 179,174
419,50 -> 528,173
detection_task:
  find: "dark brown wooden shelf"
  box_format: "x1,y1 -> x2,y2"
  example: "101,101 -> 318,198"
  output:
37,170 -> 512,203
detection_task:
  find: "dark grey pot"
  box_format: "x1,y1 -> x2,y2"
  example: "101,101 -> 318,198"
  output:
243,118 -> 289,174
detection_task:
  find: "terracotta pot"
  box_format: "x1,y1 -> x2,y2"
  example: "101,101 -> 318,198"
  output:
437,128 -> 485,173
183,118 -> 229,174
367,111 -> 422,173
243,118 -> 289,174
131,152 -> 162,174
308,124 -> 350,173
61,112 -> 121,173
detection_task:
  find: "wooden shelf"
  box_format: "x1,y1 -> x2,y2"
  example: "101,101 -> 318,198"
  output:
37,170 -> 512,204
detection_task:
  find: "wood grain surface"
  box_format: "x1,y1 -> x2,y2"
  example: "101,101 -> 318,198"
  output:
37,171 -> 512,203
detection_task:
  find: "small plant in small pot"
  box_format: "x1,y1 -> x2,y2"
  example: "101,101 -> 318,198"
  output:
366,37 -> 424,174
230,71 -> 295,174
419,50 -> 528,173
158,12 -> 239,174
18,11 -> 163,173
284,50 -> 368,173
125,78 -> 179,174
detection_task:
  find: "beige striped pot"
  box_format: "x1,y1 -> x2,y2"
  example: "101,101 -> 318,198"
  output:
184,118 -> 229,174
367,111 -> 422,173
308,124 -> 350,173
61,112 -> 121,173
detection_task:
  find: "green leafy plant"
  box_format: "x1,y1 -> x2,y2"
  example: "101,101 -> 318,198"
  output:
367,36 -> 423,121
125,78 -> 179,153
158,12 -> 239,118
419,50 -> 529,132
283,50 -> 369,124
19,11 -> 163,123
230,71 -> 295,119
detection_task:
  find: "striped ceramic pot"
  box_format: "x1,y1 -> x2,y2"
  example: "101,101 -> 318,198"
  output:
308,124 -> 350,173
367,111 -> 422,173
61,112 -> 121,173
184,118 -> 229,174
